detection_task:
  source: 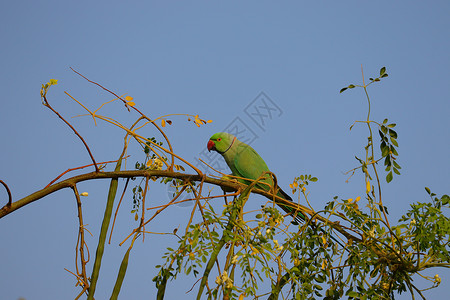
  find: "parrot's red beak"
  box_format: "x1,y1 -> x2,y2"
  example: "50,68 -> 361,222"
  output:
207,140 -> 215,152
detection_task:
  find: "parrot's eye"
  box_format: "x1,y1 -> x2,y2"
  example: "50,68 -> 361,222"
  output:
217,138 -> 222,142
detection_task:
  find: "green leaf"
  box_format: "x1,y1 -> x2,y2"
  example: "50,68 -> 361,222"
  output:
383,119 -> 388,124
381,125 -> 388,135
348,84 -> 355,89
380,67 -> 386,76
386,171 -> 393,183
316,275 -> 325,283
389,129 -> 397,139
390,145 -> 398,156
381,144 -> 389,157
425,187 -> 431,195
387,123 -> 396,128
347,291 -> 359,297
390,137 -> 398,147
340,87 -> 348,93
441,194 -> 449,205
381,73 -> 389,78
394,168 -> 400,175
393,160 -> 401,169
384,156 -> 390,166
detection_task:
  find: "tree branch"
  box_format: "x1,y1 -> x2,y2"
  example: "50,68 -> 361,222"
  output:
0,170 -> 361,245
0,180 -> 12,207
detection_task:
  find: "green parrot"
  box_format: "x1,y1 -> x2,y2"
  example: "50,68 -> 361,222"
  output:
207,132 -> 304,223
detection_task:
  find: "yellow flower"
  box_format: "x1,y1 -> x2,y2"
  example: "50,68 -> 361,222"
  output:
366,181 -> 371,193
216,271 -> 233,288
80,192 -> 89,197
147,158 -> 164,170
231,255 -> 238,264
154,158 -> 164,168
435,274 -> 441,284
273,239 -> 283,252
225,278 -> 233,289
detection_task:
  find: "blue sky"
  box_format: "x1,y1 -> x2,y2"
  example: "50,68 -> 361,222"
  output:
1,1 -> 449,299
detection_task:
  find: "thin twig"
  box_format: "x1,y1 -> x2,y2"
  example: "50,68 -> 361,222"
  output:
0,180 -> 12,207
139,177 -> 150,242
69,68 -> 183,174
46,157 -> 129,188
42,94 -> 99,172
109,178 -> 130,244
72,185 -> 90,296
119,184 -> 188,246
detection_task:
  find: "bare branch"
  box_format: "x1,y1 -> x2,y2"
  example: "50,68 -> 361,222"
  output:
42,94 -> 99,172
0,179 -> 12,207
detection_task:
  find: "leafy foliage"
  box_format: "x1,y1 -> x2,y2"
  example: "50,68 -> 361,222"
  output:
2,68 -> 448,299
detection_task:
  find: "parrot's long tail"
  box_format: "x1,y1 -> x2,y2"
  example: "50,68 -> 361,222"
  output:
277,187 -> 346,249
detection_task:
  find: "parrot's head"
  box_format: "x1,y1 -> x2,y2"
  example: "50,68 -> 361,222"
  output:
207,132 -> 235,153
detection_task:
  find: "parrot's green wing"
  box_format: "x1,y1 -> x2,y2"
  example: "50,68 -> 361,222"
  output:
233,145 -> 270,185
232,144 -> 305,222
